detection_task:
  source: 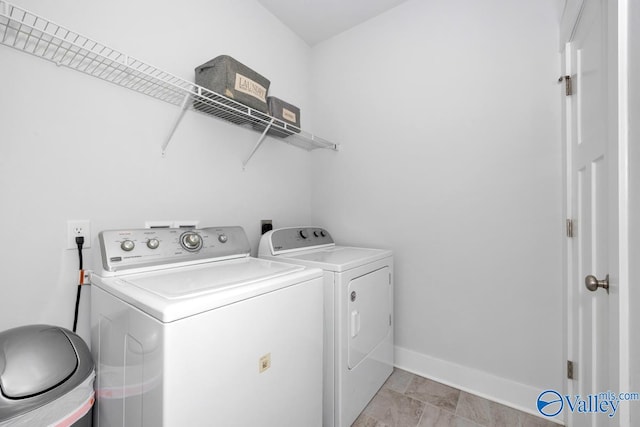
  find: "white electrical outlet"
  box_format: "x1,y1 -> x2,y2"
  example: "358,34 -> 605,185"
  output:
67,220 -> 91,249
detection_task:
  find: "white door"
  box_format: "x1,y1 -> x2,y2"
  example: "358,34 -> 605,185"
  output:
566,0 -> 619,426
347,266 -> 391,368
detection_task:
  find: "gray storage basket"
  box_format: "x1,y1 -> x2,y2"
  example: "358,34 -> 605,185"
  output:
193,55 -> 271,125
253,96 -> 301,138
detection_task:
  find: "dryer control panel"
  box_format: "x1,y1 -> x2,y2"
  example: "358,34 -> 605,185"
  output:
98,226 -> 250,274
260,227 -> 334,255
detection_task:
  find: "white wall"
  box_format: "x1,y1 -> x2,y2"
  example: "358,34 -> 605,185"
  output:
309,0 -> 563,413
628,1 -> 640,423
0,0 -> 314,338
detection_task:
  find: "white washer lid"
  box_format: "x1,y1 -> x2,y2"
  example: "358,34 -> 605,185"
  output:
275,246 -> 392,272
125,257 -> 301,298
92,257 -> 320,322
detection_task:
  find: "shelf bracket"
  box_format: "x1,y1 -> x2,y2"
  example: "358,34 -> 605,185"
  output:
242,118 -> 274,170
161,92 -> 191,156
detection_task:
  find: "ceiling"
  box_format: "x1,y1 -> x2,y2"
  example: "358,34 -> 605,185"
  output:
256,0 -> 410,46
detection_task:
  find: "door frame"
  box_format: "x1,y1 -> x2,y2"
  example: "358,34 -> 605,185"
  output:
561,0 -> 630,426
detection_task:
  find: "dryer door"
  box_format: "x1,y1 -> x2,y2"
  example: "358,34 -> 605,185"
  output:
347,266 -> 391,369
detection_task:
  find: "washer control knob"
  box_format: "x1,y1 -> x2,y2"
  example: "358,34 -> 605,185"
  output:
147,238 -> 160,249
218,234 -> 228,244
299,230 -> 308,239
121,240 -> 135,252
181,232 -> 202,251
313,231 -> 319,237
320,230 -> 326,237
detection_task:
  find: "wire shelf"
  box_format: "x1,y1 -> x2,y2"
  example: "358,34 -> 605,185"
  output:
0,1 -> 338,161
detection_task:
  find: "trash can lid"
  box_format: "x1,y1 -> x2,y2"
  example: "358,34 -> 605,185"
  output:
0,326 -> 78,399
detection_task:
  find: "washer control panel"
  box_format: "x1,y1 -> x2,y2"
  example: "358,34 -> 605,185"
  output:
98,226 -> 250,273
266,227 -> 334,254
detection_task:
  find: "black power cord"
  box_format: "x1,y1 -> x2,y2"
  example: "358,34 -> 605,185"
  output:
73,235 -> 84,333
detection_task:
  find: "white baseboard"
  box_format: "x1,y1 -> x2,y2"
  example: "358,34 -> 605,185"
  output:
394,346 -> 564,425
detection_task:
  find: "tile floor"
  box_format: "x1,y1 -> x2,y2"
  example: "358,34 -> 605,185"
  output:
352,369 -> 561,427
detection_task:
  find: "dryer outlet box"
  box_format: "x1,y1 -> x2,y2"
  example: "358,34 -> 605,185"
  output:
261,220 -> 273,235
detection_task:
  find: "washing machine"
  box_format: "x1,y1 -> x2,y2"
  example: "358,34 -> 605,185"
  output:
90,226 -> 323,427
258,227 -> 393,427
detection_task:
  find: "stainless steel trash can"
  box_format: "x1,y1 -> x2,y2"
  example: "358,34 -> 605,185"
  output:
0,325 -> 95,426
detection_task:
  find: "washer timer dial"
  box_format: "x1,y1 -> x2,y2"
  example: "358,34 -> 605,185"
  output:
180,232 -> 203,252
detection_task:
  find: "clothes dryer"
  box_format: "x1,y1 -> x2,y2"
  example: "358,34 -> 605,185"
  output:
91,226 -> 323,427
259,227 -> 393,427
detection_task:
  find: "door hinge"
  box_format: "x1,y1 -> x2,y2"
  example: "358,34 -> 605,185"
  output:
567,360 -> 574,380
566,218 -> 574,238
558,75 -> 572,96
389,314 -> 392,326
